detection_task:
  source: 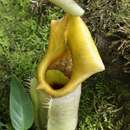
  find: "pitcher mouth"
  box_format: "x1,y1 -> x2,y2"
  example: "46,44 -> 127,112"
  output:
51,83 -> 65,90
46,49 -> 73,90
48,49 -> 72,78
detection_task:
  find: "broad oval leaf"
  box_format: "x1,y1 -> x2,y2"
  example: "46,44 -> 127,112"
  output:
10,76 -> 34,130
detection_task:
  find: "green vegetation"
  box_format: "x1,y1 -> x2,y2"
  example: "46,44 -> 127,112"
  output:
79,75 -> 130,130
10,76 -> 34,130
0,0 -> 62,122
0,0 -> 130,130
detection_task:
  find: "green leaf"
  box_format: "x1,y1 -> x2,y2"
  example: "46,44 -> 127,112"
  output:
10,76 -> 34,130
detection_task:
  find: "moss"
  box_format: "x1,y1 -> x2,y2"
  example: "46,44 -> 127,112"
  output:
0,0 -> 63,122
78,76 -> 130,130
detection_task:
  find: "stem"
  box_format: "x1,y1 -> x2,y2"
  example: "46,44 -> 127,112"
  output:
49,0 -> 84,16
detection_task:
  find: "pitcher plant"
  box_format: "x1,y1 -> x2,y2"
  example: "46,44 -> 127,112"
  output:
30,1 -> 105,130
